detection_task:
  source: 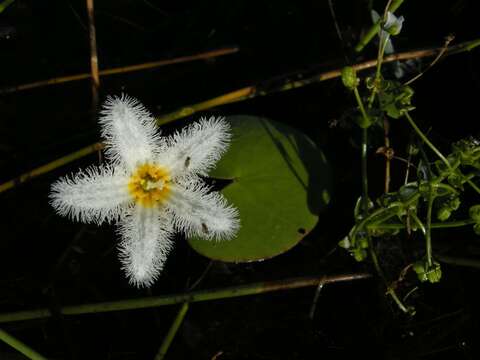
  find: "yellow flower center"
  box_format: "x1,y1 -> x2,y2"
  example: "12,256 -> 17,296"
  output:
128,163 -> 171,207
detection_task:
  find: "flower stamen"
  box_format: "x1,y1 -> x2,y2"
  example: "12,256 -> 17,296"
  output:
128,163 -> 171,207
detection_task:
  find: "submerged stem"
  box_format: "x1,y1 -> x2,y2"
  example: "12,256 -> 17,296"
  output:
404,112 -> 451,169
154,302 -> 190,360
0,328 -> 49,360
368,219 -> 475,230
352,81 -> 411,314
426,189 -> 434,267
0,274 -> 371,324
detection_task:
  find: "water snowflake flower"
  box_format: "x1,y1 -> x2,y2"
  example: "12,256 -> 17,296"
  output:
50,95 -> 239,287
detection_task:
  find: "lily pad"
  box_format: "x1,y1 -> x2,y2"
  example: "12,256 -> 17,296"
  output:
187,115 -> 331,262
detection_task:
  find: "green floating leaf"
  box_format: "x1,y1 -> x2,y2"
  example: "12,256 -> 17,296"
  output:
187,115 -> 332,262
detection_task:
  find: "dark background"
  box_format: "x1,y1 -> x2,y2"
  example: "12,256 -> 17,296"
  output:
1,0 -> 480,359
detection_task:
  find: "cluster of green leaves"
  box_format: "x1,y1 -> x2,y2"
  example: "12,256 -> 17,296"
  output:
340,137 -> 480,279
338,6 -> 480,313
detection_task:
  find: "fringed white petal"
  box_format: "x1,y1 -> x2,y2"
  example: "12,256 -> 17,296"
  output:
166,177 -> 239,240
49,165 -> 131,225
118,205 -> 174,288
100,95 -> 164,171
158,117 -> 231,178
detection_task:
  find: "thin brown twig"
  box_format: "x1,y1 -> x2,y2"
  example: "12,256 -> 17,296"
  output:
403,35 -> 455,86
188,261 -> 213,291
327,0 -> 348,63
308,279 -> 325,319
86,0 -> 100,109
392,155 -> 415,167
155,40 -> 480,126
211,351 -> 224,360
0,47 -> 239,95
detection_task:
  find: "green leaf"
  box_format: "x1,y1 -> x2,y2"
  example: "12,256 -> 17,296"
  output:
187,115 -> 332,262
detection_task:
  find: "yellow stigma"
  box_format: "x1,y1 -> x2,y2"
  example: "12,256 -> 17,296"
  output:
128,163 -> 171,207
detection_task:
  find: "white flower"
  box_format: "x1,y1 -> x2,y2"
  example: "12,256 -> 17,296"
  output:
371,9 -> 409,79
383,11 -> 404,36
50,95 -> 239,287
371,10 -> 394,54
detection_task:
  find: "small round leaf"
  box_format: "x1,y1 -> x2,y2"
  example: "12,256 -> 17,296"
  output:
187,115 -> 332,262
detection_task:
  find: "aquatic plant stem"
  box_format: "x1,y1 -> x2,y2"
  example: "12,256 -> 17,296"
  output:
154,302 -> 189,360
368,32 -> 389,107
352,85 -> 412,314
353,85 -> 371,211
0,143 -> 104,193
404,112 -> 450,168
425,189 -> 434,267
466,178 -> 480,194
437,255 -> 480,269
405,112 -> 480,195
368,219 -> 475,230
409,211 -> 426,235
404,35 -> 454,86
352,86 -> 369,212
0,328 -> 49,360
0,0 -> 15,13
362,127 -> 369,211
381,119 -> 392,193
0,274 -> 370,324
353,88 -> 370,129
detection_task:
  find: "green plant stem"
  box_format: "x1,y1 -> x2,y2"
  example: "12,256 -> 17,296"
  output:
425,189 -> 434,267
368,218 -> 475,230
353,87 -> 370,124
0,143 -> 105,193
409,211 -> 426,235
435,182 -> 459,195
352,87 -> 370,211
351,204 -> 402,242
0,274 -> 370,324
0,328 -> 49,360
460,171 -> 480,195
386,287 -> 412,314
465,38 -> 480,51
0,0 -> 15,13
405,113 -> 480,195
362,127 -> 370,212
466,179 -> 480,195
154,302 -> 189,360
353,81 -> 411,314
437,254 -> 480,269
376,35 -> 389,78
368,33 -> 389,107
404,112 -> 451,169
354,0 -> 404,52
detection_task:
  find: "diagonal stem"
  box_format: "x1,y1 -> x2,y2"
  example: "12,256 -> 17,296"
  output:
154,302 -> 190,360
0,274 -> 371,324
404,112 -> 450,169
0,328 -> 49,360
